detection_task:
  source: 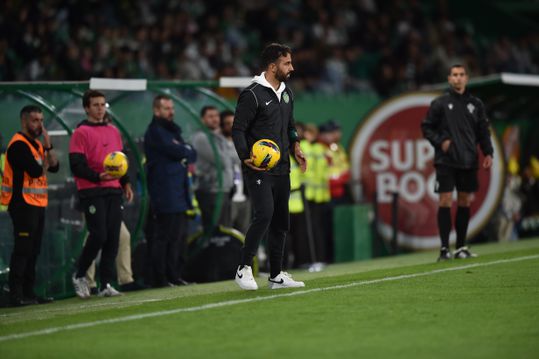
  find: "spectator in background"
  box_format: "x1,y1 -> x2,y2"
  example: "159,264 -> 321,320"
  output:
144,95 -> 196,287
325,119 -> 351,204
69,90 -> 134,298
191,106 -> 235,235
301,124 -> 328,265
220,109 -> 250,234
287,122 -> 315,268
1,2 -> 536,98
315,122 -> 335,263
1,106 -> 58,306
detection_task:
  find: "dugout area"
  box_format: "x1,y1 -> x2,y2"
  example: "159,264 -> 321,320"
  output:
0,79 -> 234,300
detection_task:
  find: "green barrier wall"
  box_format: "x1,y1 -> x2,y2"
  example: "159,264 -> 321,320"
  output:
333,204 -> 373,262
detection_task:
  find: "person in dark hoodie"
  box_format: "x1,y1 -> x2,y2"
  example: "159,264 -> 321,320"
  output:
69,90 -> 134,298
232,43 -> 307,290
144,95 -> 197,287
421,64 -> 493,262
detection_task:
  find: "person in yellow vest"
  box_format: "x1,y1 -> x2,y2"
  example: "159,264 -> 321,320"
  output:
288,122 -> 314,268
0,105 -> 59,306
315,122 -> 335,263
302,123 -> 330,263
326,119 -> 351,204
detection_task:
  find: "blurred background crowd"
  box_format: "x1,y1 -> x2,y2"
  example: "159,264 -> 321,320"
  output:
1,0 -> 538,97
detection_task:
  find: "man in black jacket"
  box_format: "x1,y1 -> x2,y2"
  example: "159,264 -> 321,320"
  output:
1,105 -> 58,306
422,64 -> 493,261
232,43 -> 307,290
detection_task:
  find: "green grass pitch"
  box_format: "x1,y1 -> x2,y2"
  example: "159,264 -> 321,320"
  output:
1,239 -> 538,359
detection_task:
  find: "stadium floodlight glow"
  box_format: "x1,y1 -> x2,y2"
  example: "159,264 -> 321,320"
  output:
89,78 -> 147,91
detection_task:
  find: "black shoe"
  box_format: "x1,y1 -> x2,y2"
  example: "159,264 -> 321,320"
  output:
119,281 -> 149,292
25,295 -> 54,304
152,280 -> 174,288
9,295 -> 36,307
437,247 -> 452,262
168,278 -> 191,286
454,246 -> 478,259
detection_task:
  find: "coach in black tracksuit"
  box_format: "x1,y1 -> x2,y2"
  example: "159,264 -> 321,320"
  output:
232,43 -> 307,289
422,64 -> 493,261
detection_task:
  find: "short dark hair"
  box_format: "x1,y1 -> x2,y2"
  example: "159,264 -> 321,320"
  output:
261,43 -> 292,69
200,105 -> 218,118
220,109 -> 234,127
449,64 -> 467,75
153,94 -> 171,109
82,90 -> 106,108
20,105 -> 42,120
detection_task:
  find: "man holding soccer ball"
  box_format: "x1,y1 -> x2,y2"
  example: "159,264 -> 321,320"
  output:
232,43 -> 307,290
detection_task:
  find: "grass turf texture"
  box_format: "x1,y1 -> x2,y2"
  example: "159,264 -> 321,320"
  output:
1,239 -> 538,359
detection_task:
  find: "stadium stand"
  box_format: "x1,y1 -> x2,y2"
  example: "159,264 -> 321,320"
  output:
0,0 -> 537,97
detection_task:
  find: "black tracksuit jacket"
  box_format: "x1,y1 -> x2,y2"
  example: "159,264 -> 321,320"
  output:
232,82 -> 297,175
421,89 -> 493,169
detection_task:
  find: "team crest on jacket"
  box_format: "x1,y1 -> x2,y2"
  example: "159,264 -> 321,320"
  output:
467,103 -> 475,114
283,92 -> 289,104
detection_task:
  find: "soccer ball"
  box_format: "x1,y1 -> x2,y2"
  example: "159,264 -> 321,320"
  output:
250,139 -> 281,169
103,151 -> 128,177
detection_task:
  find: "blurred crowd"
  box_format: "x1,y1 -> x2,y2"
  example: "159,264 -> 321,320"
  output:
1,0 -> 538,97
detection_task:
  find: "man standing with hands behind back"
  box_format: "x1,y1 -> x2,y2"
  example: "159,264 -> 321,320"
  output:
232,43 -> 307,290
422,64 -> 493,262
1,105 -> 59,306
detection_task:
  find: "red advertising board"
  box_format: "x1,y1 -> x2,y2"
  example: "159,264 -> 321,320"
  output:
349,92 -> 504,249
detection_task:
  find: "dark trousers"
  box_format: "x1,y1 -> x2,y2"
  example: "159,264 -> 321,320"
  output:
289,212 -> 312,267
307,201 -> 328,262
241,172 -> 290,275
151,212 -> 188,286
8,202 -> 45,298
195,190 -> 231,234
76,194 -> 122,288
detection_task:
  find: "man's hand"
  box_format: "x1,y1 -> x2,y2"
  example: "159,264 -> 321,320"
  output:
483,155 -> 493,169
41,126 -> 51,149
441,139 -> 451,153
123,183 -> 134,203
243,158 -> 266,172
294,142 -> 307,173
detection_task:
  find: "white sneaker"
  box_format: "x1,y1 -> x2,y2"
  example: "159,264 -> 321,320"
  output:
235,265 -> 258,290
268,272 -> 305,289
453,246 -> 478,259
98,283 -> 122,297
72,274 -> 90,298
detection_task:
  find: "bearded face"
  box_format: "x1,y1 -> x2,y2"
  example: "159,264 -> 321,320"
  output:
24,112 -> 44,139
274,53 -> 294,82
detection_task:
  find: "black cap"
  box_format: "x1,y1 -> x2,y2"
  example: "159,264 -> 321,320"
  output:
327,119 -> 341,131
318,123 -> 332,133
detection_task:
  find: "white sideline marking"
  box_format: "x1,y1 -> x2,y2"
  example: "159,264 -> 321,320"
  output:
1,254 -> 538,343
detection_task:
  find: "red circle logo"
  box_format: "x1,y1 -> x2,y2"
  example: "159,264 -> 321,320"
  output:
350,92 -> 504,249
